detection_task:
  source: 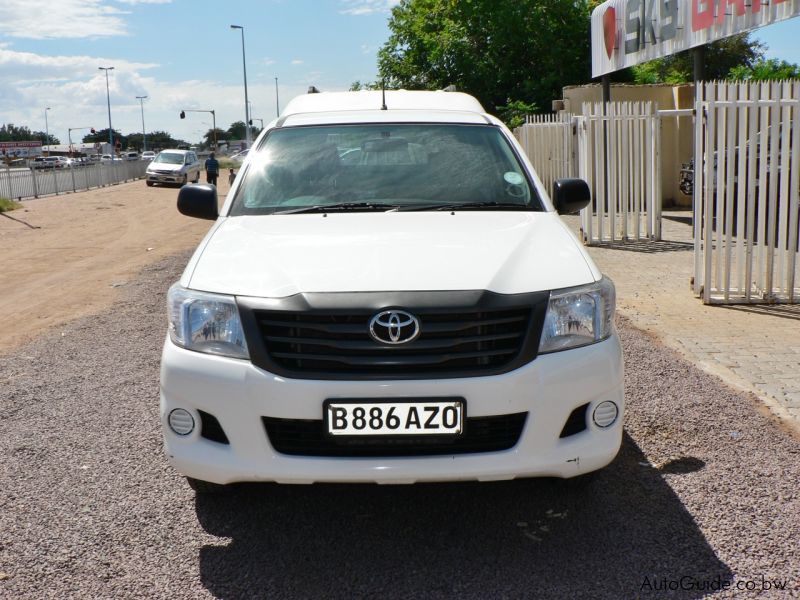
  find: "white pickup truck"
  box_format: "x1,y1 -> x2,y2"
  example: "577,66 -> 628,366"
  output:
161,90 -> 624,492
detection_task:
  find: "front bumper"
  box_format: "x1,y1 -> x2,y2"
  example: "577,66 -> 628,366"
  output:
160,334 -> 624,484
147,172 -> 185,183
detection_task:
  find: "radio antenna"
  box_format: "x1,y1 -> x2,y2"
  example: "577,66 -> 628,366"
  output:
381,80 -> 387,111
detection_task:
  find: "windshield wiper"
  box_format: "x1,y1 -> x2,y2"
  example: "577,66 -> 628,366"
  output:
394,201 -> 530,212
274,202 -> 399,215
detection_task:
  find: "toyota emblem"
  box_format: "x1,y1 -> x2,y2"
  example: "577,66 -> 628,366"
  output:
369,310 -> 421,345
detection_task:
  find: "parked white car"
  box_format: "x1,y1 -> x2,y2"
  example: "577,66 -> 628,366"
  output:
163,90 -> 623,493
141,151 -> 156,161
145,149 -> 201,186
31,156 -> 70,169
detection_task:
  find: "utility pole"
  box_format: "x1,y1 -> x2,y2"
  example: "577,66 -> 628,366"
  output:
98,66 -> 115,147
44,107 -> 51,155
275,77 -> 280,118
136,95 -> 148,151
230,25 -> 252,147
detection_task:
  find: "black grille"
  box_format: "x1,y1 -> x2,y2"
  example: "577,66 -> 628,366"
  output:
262,413 -> 528,457
239,291 -> 548,380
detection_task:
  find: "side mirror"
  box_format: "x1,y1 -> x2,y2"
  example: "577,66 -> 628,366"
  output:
177,183 -> 218,220
553,178 -> 591,215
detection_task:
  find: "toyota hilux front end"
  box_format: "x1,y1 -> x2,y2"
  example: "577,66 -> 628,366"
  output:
160,90 -> 624,491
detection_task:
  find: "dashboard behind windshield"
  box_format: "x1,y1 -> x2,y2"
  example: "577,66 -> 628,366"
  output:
229,124 -> 543,215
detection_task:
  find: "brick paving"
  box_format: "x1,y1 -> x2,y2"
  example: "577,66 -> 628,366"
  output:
561,211 -> 800,431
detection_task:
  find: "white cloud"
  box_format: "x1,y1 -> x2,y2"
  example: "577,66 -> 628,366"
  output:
291,59 -> 304,65
0,0 -> 130,39
0,46 -> 337,145
115,0 -> 172,4
263,57 -> 276,66
339,0 -> 399,16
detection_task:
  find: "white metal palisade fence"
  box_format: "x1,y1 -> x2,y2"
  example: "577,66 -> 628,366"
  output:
0,161 -> 149,201
578,101 -> 661,244
516,113 -> 575,196
515,103 -> 661,245
693,80 -> 800,304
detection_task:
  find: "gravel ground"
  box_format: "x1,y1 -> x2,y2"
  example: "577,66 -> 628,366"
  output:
1,252 -> 799,599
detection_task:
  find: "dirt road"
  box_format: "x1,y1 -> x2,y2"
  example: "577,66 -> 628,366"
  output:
1,251 -> 798,598
0,178 -> 225,353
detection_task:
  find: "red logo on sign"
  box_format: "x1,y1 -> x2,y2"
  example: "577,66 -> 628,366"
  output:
603,7 -> 617,59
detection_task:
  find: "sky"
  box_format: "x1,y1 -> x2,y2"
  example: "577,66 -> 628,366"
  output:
1,0 -> 799,147
0,0 -> 400,145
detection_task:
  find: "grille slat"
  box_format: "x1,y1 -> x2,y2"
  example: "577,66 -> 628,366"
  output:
264,331 -> 522,352
258,314 -> 528,335
263,413 -> 528,457
270,347 -> 518,367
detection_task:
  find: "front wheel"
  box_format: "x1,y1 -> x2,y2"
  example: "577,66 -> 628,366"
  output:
146,180 -> 154,187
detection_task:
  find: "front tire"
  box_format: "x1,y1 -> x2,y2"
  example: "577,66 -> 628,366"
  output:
146,180 -> 154,187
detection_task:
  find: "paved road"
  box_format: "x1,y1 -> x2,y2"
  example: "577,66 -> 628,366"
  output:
1,252 -> 799,599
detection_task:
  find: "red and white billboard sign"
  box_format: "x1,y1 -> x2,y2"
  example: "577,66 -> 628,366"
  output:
592,0 -> 800,77
0,140 -> 43,157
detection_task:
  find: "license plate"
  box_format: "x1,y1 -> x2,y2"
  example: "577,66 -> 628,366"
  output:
324,399 -> 464,437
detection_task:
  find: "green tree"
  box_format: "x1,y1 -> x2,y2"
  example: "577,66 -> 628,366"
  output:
377,0 -> 591,123
631,34 -> 765,84
227,121 -> 247,140
0,124 -> 58,144
82,128 -> 127,148
202,128 -> 227,149
35,132 -> 60,145
145,131 -> 187,150
349,80 -> 382,91
728,58 -> 800,81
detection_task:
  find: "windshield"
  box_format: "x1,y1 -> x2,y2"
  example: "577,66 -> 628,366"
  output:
154,152 -> 185,165
229,124 -> 541,215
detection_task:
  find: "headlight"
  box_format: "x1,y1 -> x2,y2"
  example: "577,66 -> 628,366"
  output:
539,277 -> 615,353
167,283 -> 249,359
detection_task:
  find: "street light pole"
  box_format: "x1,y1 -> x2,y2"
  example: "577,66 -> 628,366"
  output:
44,107 -> 51,155
136,95 -> 148,152
98,66 -> 115,147
230,25 -> 251,147
275,77 -> 279,118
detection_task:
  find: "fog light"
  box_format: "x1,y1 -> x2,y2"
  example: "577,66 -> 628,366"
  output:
592,401 -> 618,428
168,408 -> 195,436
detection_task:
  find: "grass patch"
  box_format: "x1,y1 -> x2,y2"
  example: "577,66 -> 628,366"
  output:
0,197 -> 23,213
218,158 -> 240,170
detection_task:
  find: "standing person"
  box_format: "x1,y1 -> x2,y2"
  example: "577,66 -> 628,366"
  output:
228,168 -> 236,185
204,152 -> 219,186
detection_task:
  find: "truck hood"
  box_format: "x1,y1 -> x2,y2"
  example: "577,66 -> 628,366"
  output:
185,212 -> 598,297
